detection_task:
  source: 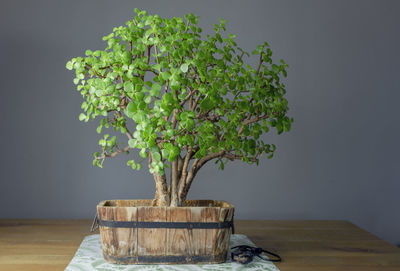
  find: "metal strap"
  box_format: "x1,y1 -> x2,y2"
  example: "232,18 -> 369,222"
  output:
98,219 -> 233,229
90,212 -> 235,233
105,254 -> 224,264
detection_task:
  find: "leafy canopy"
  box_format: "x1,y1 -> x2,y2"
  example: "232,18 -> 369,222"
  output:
66,9 -> 292,176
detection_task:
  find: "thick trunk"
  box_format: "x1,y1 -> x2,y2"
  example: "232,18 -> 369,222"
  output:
170,159 -> 179,207
178,160 -> 199,204
177,151 -> 225,205
149,153 -> 170,207
150,149 -> 221,207
152,172 -> 170,206
177,147 -> 192,206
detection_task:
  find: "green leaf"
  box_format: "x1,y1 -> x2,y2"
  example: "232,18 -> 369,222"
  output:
180,63 -> 189,73
252,44 -> 263,55
276,122 -> 283,134
161,148 -> 169,159
164,92 -> 174,103
161,71 -> 171,80
66,61 -> 73,70
127,102 -> 137,113
199,97 -> 214,110
168,146 -> 180,162
283,120 -> 291,132
150,83 -> 162,96
152,152 -> 161,162
128,139 -> 137,148
144,95 -> 152,104
124,81 -> 134,92
139,149 -> 148,158
79,113 -> 86,121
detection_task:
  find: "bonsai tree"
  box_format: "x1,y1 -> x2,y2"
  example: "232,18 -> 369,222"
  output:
66,9 -> 292,207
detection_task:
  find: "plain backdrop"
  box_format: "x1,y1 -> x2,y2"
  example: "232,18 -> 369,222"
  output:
0,0 -> 399,245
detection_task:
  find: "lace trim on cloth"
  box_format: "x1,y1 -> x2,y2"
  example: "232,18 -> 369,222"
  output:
65,234 -> 280,271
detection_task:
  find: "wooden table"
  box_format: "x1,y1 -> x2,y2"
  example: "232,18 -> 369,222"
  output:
0,220 -> 399,271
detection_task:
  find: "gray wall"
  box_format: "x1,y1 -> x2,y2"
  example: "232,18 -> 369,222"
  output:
1,0 -> 399,245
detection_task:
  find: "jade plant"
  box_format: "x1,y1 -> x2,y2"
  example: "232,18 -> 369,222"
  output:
66,9 -> 292,207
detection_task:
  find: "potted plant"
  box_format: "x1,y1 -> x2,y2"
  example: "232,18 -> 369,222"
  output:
66,9 -> 292,264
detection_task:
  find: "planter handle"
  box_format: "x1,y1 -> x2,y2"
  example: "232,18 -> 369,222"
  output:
90,212 -> 99,232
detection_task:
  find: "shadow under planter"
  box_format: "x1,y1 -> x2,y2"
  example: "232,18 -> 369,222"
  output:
96,199 -> 235,264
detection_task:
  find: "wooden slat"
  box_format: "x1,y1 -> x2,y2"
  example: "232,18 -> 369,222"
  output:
137,206 -> 167,256
206,207 -> 220,255
97,202 -> 138,261
215,207 -> 234,255
189,206 -> 203,256
166,207 -> 192,255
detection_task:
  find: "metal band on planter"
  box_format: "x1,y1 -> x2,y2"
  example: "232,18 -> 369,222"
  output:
90,213 -> 235,233
90,215 -> 235,234
104,254 -> 226,264
98,219 -> 233,229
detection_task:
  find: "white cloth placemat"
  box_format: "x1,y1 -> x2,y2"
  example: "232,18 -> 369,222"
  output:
65,234 -> 279,271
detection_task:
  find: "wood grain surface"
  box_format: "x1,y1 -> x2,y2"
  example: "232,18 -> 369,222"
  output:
0,219 -> 399,271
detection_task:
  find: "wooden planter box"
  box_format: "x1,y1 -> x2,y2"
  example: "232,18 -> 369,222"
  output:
97,199 -> 234,264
